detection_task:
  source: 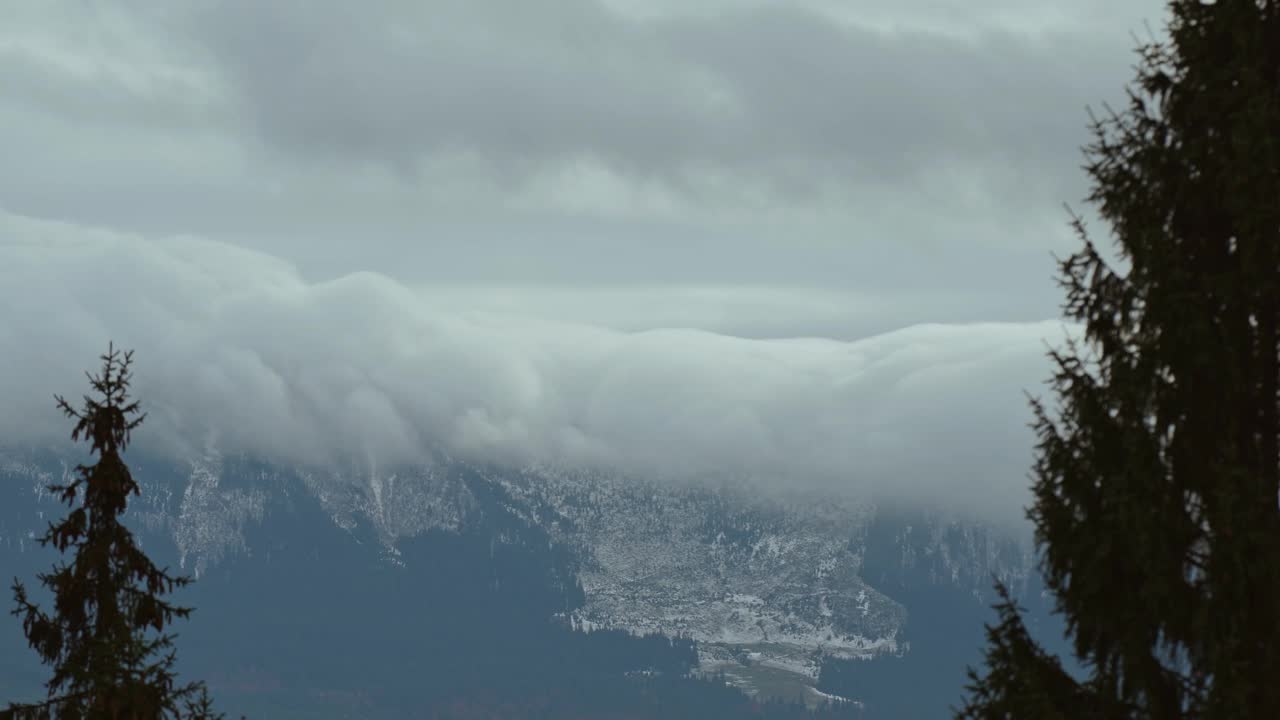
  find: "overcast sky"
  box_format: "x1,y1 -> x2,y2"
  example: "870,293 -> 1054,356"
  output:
1,0 -> 1167,524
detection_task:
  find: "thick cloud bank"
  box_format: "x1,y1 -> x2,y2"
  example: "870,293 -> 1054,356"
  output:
1,211 -> 1068,524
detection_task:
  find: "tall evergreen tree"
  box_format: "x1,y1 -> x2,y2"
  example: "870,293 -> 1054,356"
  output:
958,1 -> 1280,718
3,345 -> 221,720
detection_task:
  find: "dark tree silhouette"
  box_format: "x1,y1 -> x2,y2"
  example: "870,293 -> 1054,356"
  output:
959,1 -> 1280,718
3,345 -> 222,719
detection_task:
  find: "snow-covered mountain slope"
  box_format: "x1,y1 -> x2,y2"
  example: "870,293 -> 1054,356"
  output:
493,468 -> 904,681
1,446 -> 1039,710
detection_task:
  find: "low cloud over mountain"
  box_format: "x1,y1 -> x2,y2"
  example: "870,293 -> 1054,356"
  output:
3,210 -> 1068,525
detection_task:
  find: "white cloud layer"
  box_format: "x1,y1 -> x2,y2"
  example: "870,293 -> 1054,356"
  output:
1,210 -> 1069,525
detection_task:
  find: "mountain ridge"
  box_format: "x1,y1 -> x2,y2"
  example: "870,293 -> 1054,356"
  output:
1,444 -> 1053,718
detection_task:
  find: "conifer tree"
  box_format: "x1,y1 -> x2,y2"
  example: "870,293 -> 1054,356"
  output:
3,345 -> 222,719
959,1 -> 1280,718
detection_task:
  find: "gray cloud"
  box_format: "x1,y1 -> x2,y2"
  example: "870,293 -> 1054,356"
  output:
191,0 -> 1132,206
195,0 -> 714,175
0,0 -> 1161,296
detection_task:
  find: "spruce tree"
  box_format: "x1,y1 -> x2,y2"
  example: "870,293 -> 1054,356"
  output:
3,345 -> 222,719
959,1 -> 1280,718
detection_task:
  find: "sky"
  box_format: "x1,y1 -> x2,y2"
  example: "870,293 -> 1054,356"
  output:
0,0 -> 1168,525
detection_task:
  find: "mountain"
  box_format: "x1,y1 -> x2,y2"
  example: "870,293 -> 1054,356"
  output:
0,445 -> 1066,719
